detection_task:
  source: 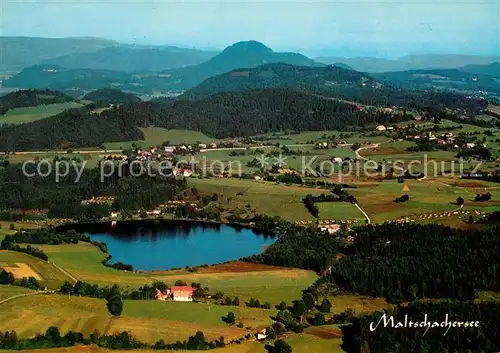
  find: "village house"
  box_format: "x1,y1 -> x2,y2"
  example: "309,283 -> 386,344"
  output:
198,143 -> 207,149
316,141 -> 328,148
164,146 -> 176,153
466,143 -> 476,149
319,224 -> 341,234
170,286 -> 194,301
110,211 -> 120,218
332,157 -> 343,163
146,209 -> 161,216
210,142 -> 217,149
376,125 -> 386,131
174,168 -> 194,177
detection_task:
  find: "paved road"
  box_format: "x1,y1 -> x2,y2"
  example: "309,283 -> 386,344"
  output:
354,203 -> 371,224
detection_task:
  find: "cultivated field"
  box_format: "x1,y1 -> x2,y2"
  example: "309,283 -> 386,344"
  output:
0,102 -> 83,125
0,251 -> 73,288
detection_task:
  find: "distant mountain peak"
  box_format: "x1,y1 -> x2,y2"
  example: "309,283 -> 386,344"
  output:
223,41 -> 273,53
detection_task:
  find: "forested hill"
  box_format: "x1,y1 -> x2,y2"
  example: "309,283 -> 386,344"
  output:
180,63 -> 375,100
180,63 -> 488,112
155,41 -> 323,90
0,89 -> 73,115
4,65 -> 133,92
41,45 -> 218,72
0,88 -> 408,151
458,62 -> 500,78
83,88 -> 142,105
374,68 -> 500,92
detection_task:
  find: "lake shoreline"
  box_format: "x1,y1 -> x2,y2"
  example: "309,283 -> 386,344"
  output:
56,218 -> 277,271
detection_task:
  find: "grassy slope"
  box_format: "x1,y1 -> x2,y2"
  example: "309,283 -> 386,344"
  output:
0,102 -> 83,125
190,178 -> 327,221
103,128 -> 221,149
0,285 -> 35,301
37,242 -> 318,305
0,250 -> 73,288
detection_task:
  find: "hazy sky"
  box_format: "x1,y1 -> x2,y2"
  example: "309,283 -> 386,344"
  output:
2,0 -> 499,58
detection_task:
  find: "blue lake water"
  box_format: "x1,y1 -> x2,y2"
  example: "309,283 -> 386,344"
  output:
64,220 -> 276,271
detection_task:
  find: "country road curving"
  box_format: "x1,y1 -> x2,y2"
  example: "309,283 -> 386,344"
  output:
0,290 -> 48,306
354,203 -> 371,224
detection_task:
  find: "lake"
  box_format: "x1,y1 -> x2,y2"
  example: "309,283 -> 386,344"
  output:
64,220 -> 276,270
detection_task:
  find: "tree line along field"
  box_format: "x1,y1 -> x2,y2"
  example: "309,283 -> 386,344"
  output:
0,333 -> 344,353
0,102 -> 83,125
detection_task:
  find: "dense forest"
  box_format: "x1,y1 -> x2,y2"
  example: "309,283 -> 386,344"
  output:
0,88 -> 410,151
243,215 -> 342,272
83,88 -> 142,105
180,63 -> 488,113
374,68 -> 500,92
0,163 -> 187,216
325,223 -> 500,301
341,301 -> 500,353
0,89 -> 73,115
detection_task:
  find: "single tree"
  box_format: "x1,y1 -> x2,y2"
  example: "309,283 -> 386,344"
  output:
456,196 -> 464,206
303,292 -> 315,311
270,339 -> 293,353
313,313 -> 326,326
106,295 -> 123,316
319,297 -> 332,313
222,311 -> 236,325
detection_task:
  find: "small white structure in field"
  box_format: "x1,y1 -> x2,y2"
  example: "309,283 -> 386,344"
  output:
256,329 -> 268,341
376,125 -> 386,131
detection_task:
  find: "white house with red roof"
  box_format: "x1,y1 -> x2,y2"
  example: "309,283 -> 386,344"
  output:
170,286 -> 194,301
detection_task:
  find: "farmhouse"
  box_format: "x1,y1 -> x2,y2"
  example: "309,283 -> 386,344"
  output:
332,157 -> 343,163
256,329 -> 268,341
170,286 -> 194,301
376,125 -> 386,131
164,146 -> 176,153
174,169 -> 194,177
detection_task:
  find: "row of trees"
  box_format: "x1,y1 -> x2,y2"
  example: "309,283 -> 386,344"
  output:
0,326 -> 223,351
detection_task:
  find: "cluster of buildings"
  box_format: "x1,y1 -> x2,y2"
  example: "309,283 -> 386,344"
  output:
81,196 -> 115,205
155,286 -> 194,302
375,125 -> 395,131
404,132 -> 458,146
